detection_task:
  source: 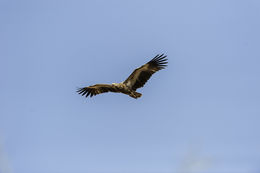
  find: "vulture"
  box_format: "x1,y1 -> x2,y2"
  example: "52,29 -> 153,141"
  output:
77,54 -> 168,99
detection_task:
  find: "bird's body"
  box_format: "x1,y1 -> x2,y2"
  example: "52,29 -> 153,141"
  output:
77,54 -> 167,99
112,82 -> 142,98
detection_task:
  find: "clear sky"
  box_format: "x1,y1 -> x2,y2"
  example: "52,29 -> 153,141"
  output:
0,0 -> 260,173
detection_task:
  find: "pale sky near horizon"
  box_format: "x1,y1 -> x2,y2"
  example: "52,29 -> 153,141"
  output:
1,0 -> 260,173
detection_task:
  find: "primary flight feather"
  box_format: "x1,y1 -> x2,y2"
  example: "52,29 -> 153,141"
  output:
77,54 -> 168,99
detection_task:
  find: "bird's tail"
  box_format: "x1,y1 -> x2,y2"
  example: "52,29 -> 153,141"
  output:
129,91 -> 142,99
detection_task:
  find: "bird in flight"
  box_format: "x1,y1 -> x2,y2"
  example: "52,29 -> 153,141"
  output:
77,54 -> 168,99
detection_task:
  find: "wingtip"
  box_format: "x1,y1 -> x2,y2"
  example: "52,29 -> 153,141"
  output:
152,54 -> 167,60
76,87 -> 91,98
149,53 -> 168,68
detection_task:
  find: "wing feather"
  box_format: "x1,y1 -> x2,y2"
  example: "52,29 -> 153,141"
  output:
77,84 -> 118,98
123,54 -> 167,90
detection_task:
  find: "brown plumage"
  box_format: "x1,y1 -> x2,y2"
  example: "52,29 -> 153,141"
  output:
77,54 -> 167,99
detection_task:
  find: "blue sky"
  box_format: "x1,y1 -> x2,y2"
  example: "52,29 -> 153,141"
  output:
0,0 -> 260,172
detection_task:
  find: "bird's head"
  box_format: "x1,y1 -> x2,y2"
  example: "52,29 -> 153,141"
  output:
112,82 -> 124,88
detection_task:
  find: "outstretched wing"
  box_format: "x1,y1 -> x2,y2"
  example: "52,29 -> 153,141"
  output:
123,54 -> 167,91
77,84 -> 118,98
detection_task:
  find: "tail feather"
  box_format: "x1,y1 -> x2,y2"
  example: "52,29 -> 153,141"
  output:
129,91 -> 142,99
